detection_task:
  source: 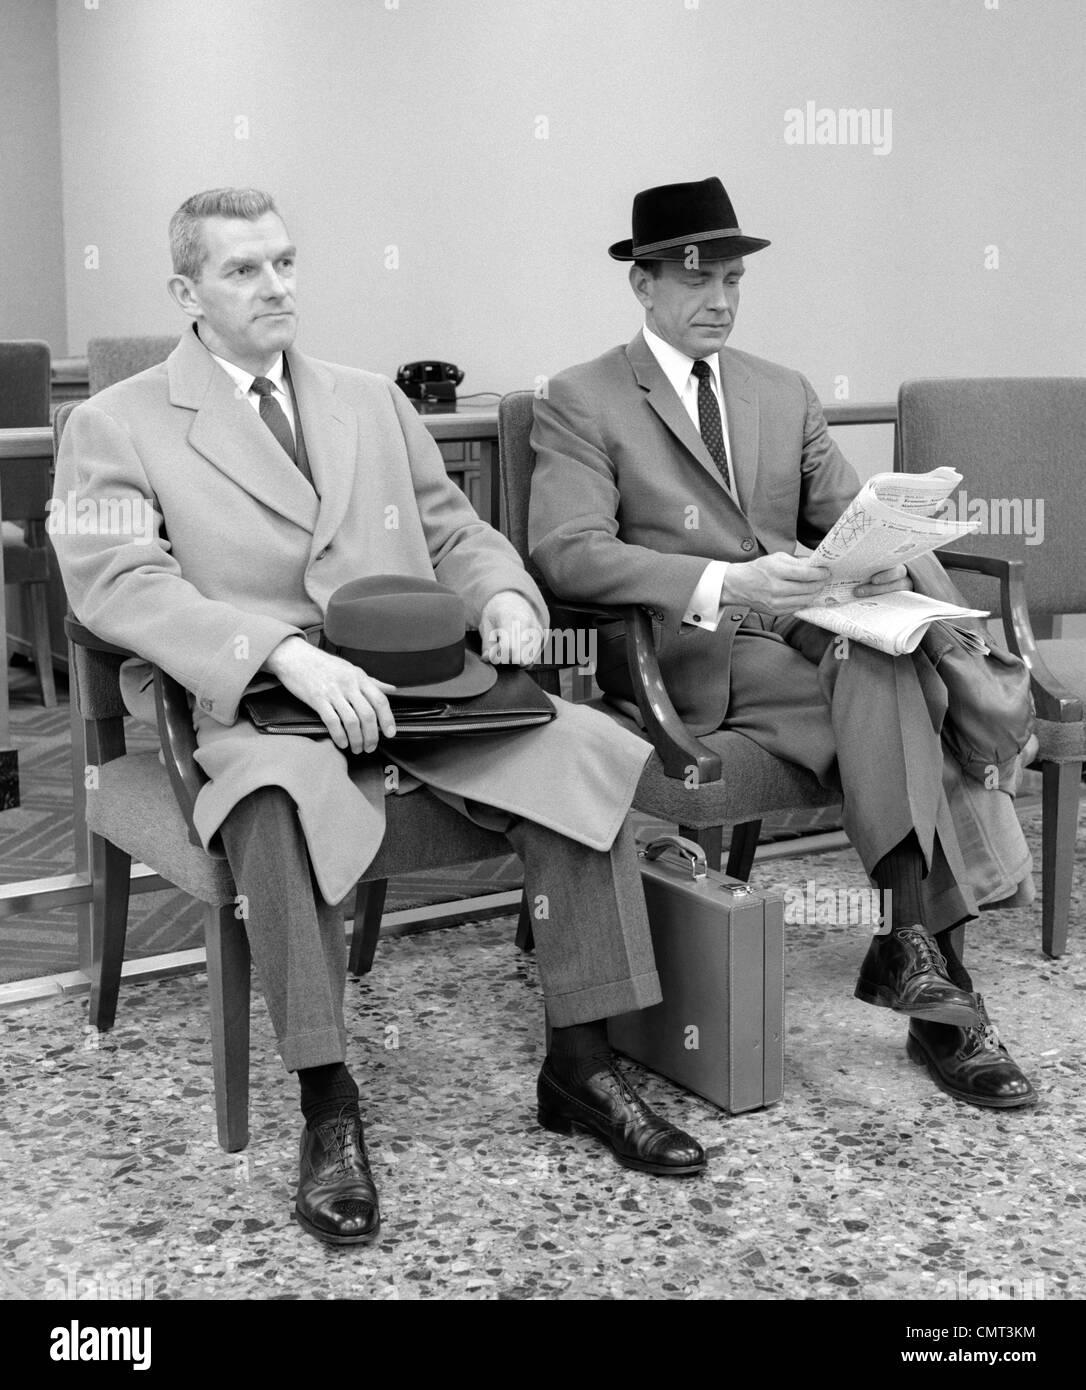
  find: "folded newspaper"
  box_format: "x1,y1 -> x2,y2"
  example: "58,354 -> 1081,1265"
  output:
794,467 -> 989,655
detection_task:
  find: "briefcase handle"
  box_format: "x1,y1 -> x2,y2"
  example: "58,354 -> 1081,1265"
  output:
640,834 -> 708,881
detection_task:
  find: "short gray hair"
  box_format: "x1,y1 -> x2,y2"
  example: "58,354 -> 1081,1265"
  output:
169,188 -> 280,280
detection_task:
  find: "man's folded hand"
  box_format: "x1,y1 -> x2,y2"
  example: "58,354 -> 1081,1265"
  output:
263,634 -> 397,753
480,591 -> 545,666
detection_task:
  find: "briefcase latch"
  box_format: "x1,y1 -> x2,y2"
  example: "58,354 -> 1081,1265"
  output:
639,835 -> 708,881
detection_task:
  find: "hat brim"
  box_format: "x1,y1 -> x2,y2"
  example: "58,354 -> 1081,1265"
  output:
369,647 -> 498,701
609,235 -> 771,262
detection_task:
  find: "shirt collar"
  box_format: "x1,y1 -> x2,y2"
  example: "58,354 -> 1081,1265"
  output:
642,323 -> 721,398
204,340 -> 287,396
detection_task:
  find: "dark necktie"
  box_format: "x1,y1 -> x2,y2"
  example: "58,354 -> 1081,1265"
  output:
250,376 -> 298,465
691,358 -> 732,494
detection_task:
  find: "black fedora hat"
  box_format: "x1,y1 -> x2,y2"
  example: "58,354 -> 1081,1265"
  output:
324,574 -> 497,699
608,177 -> 770,262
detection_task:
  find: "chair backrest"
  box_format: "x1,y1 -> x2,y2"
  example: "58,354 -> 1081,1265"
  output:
496,389 -> 547,588
87,335 -> 178,395
0,339 -> 51,428
898,377 -> 1086,619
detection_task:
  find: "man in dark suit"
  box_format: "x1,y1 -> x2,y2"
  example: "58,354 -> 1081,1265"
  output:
52,187 -> 710,1251
530,177 -> 1037,1112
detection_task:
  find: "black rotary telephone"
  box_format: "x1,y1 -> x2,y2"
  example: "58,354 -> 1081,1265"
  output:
395,360 -> 464,413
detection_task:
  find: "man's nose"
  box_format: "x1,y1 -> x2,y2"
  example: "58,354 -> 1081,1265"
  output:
261,266 -> 289,298
705,279 -> 730,311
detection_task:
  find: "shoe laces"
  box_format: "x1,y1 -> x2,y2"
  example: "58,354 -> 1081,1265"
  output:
963,995 -> 1002,1053
602,1060 -> 649,1112
896,927 -> 948,975
316,1110 -> 364,1176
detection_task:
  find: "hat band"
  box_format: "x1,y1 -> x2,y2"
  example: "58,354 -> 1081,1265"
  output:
339,638 -> 465,687
632,226 -> 743,256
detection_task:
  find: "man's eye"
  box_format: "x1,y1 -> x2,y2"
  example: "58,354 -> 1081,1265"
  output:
278,259 -> 294,272
234,266 -> 254,277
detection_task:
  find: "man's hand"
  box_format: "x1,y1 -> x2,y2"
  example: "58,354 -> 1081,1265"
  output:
263,635 -> 397,754
479,591 -> 545,665
721,553 -> 832,616
853,564 -> 912,597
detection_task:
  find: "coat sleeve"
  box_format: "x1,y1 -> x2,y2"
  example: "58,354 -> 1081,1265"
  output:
50,399 -> 307,724
528,372 -> 710,633
385,379 -> 548,628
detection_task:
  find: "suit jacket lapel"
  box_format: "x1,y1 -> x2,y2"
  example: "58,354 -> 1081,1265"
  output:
626,333 -> 748,517
719,348 -> 760,511
170,328 -> 319,532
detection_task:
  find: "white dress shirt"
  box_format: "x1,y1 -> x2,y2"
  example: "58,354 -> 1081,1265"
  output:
210,349 -> 297,444
641,324 -> 734,631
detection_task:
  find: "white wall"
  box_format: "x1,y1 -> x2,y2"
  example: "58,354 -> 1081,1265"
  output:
54,0 -> 1086,474
2,0 -> 66,354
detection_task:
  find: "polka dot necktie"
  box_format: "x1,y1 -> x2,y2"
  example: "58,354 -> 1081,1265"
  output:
691,358 -> 732,494
251,376 -> 298,466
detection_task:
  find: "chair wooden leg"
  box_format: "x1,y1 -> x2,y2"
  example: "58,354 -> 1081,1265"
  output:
515,891 -> 535,952
679,824 -> 724,871
25,581 -> 56,707
204,902 -> 251,1153
1040,758 -> 1081,958
725,819 -> 762,881
348,878 -> 387,976
87,834 -> 132,1032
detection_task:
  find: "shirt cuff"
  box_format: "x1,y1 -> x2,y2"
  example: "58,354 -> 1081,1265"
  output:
682,561 -> 730,632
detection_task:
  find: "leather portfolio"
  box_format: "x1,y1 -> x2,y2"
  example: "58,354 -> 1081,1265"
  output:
242,665 -> 556,739
608,835 -> 785,1115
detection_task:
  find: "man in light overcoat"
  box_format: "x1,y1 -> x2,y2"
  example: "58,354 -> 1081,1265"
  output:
52,188 -> 708,1248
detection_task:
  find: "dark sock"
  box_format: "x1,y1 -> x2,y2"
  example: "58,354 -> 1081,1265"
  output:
548,1020 -> 611,1081
935,927 -> 975,993
298,1061 -> 359,1128
872,831 -> 927,934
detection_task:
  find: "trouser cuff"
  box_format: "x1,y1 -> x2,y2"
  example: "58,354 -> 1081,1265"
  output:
544,968 -> 662,1029
279,1026 -> 348,1074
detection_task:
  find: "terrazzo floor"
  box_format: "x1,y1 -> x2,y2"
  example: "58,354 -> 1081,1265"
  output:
2,804 -> 1084,1303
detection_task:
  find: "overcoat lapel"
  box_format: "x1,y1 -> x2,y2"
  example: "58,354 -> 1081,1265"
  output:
285,349 -> 359,562
626,334 -> 749,519
168,328 -> 319,533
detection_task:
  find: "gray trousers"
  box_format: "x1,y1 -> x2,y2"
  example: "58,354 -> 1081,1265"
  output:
220,787 -> 661,1072
724,614 -> 979,933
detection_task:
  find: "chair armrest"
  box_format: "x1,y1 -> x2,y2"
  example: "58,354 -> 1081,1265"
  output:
622,605 -> 722,784
152,668 -> 206,844
63,614 -> 136,659
938,550 -> 1083,722
549,601 -> 623,624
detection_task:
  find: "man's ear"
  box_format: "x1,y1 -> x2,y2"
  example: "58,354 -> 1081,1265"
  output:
628,262 -> 654,311
167,274 -> 201,319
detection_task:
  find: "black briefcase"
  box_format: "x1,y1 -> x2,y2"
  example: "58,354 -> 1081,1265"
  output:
608,835 -> 785,1115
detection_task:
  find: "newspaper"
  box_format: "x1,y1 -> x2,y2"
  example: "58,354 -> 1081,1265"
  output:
794,467 -> 989,655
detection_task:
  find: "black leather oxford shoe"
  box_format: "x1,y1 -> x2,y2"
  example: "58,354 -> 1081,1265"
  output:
537,1057 -> 706,1176
294,1110 -> 380,1246
907,994 -> 1038,1109
854,925 -> 983,1027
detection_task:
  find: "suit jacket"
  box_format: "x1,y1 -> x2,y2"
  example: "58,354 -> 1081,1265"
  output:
52,327 -> 652,903
529,332 -> 860,733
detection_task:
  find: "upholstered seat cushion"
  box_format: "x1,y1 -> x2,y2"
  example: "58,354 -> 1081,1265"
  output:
591,700 -> 841,827
90,752 -> 236,904
1032,639 -> 1086,763
90,751 -> 516,906
1035,638 -> 1086,699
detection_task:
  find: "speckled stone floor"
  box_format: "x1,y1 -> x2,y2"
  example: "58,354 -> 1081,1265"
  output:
2,801 -> 1084,1302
